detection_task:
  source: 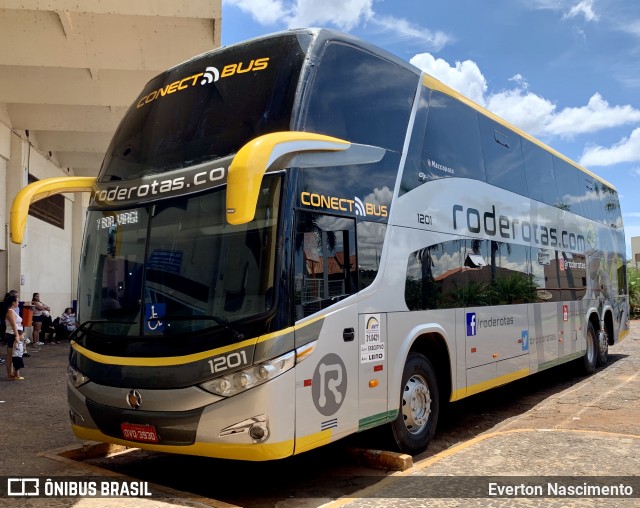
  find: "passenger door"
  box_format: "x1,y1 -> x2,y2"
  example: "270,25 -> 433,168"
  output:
293,212 -> 360,448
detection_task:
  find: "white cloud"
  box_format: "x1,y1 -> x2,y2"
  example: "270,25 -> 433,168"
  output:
371,15 -> 451,51
579,128 -> 640,167
545,93 -> 640,137
223,0 -> 290,25
409,54 -> 556,135
620,19 -> 640,37
287,0 -> 373,31
527,0 -> 566,10
563,0 -> 599,22
409,52 -> 640,142
223,0 -> 450,48
486,89 -> 557,136
526,0 -> 599,22
409,53 -> 487,105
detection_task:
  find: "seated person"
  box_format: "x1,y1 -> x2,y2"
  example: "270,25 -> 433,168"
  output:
56,307 -> 78,341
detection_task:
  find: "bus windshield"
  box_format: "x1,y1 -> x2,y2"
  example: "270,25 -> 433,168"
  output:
78,176 -> 281,340
99,33 -> 307,182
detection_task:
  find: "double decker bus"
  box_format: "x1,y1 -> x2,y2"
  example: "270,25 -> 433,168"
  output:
11,28 -> 629,460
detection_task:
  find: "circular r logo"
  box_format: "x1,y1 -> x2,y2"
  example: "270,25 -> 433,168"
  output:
311,353 -> 347,416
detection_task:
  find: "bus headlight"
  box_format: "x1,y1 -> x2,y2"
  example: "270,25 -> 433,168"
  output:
200,351 -> 295,397
68,365 -> 90,388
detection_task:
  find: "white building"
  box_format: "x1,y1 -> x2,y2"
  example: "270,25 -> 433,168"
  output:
0,1 -> 221,315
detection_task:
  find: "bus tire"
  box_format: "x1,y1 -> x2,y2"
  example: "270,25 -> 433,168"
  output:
596,327 -> 609,366
580,322 -> 598,375
390,352 -> 439,455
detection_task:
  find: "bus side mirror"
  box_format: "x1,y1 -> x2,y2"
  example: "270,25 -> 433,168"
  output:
10,176 -> 96,244
226,131 -> 350,225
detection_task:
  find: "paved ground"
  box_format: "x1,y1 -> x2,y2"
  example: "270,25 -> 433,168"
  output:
1,321 -> 639,507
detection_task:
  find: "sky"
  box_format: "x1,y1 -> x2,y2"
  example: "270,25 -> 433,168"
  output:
221,0 -> 640,257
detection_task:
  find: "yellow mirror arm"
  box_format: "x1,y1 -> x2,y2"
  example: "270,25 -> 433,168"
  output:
226,132 -> 351,225
10,176 -> 96,244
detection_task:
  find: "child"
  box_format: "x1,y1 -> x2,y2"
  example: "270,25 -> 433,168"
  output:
11,332 -> 25,380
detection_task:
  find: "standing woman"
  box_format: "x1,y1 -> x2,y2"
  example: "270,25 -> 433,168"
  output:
31,292 -> 50,346
4,295 -> 23,379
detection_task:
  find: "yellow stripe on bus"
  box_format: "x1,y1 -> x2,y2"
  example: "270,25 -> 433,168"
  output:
293,429 -> 334,455
71,314 -> 326,367
450,368 -> 530,401
71,338 -> 257,367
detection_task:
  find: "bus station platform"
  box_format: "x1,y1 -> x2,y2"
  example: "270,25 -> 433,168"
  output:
2,321 -> 639,507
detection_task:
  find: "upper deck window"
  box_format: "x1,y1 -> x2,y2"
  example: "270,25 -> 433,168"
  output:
478,114 -> 527,196
553,158 -> 584,216
302,42 -> 418,153
405,91 -> 486,187
522,139 -> 558,207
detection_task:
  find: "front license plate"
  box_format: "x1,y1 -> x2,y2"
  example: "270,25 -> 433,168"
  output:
121,422 -> 158,443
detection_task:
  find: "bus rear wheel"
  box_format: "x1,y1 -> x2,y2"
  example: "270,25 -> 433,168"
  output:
390,352 -> 439,455
580,322 -> 598,375
596,328 -> 609,366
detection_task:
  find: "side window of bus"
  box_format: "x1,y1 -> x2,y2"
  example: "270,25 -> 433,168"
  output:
558,252 -> 587,301
405,240 -> 464,310
553,158 -> 584,216
405,239 -> 534,309
532,249 -> 589,302
531,248 -> 562,302
303,43 -> 418,152
522,139 -> 558,207
601,185 -> 622,228
582,177 -> 604,223
420,91 -> 486,182
461,240 -> 534,306
478,114 -> 528,196
294,212 -> 357,319
616,231 -> 628,296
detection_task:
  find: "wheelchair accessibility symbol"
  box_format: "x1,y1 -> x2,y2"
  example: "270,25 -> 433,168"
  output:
145,303 -> 166,332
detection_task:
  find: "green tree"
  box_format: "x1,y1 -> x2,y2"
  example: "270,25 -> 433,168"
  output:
629,265 -> 640,319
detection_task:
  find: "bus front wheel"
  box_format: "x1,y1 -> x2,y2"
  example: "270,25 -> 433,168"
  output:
390,352 -> 439,455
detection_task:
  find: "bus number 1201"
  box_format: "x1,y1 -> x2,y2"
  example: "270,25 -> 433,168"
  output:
208,351 -> 248,373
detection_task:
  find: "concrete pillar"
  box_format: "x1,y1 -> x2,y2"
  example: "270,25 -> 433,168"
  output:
0,122 -> 9,291
5,131 -> 28,295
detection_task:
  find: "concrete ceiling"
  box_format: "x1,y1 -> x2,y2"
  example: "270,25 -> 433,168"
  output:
0,0 -> 221,176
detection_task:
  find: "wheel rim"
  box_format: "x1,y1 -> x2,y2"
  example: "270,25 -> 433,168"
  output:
586,329 -> 596,365
401,374 -> 431,435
